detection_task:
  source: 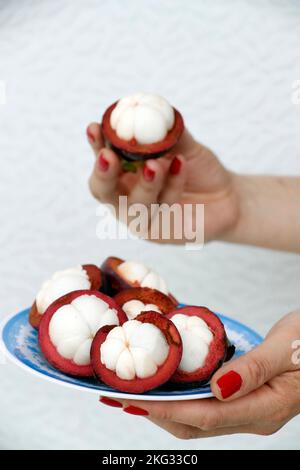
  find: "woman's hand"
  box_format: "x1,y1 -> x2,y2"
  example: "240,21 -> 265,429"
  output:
101,311 -> 300,439
87,123 -> 239,243
87,121 -> 300,251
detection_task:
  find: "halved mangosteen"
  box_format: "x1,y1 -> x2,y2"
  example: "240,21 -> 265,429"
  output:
101,93 -> 184,171
101,256 -> 177,303
29,264 -> 103,329
91,311 -> 182,393
167,306 -> 235,384
38,290 -> 127,377
114,287 -> 177,320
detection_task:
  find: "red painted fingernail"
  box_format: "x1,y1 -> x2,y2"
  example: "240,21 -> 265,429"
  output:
99,396 -> 122,408
97,153 -> 109,171
217,370 -> 242,399
87,128 -> 95,143
143,165 -> 155,182
123,406 -> 149,416
170,156 -> 181,176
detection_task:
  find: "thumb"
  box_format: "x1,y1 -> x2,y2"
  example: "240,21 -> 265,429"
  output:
211,326 -> 296,401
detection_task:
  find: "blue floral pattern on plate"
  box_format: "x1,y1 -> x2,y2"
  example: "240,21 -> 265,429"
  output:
0,307 -> 263,401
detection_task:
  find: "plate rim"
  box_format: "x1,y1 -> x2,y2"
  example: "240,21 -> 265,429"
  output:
0,308 -> 263,401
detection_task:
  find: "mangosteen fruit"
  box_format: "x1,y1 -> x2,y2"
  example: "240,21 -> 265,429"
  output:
101,93 -> 184,171
38,290 -> 127,377
167,306 -> 235,384
101,257 -> 177,303
114,287 -> 177,320
91,311 -> 182,393
29,264 -> 103,329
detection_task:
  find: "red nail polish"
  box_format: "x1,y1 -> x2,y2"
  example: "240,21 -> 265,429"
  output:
217,370 -> 242,399
170,156 -> 181,176
98,153 -> 109,171
143,165 -> 155,182
123,406 -> 149,416
99,396 -> 122,408
87,128 -> 95,143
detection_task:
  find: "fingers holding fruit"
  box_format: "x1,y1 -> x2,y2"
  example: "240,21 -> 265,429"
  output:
127,159 -> 167,207
89,148 -> 122,206
86,122 -> 104,156
158,154 -> 187,206
101,93 -> 184,172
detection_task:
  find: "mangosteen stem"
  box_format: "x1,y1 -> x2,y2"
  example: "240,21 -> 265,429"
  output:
121,160 -> 143,173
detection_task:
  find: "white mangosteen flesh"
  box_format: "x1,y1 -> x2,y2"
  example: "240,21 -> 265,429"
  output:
122,300 -> 162,320
117,261 -> 168,295
36,266 -> 91,314
100,320 -> 169,380
171,314 -> 213,373
110,93 -> 175,145
49,295 -> 119,366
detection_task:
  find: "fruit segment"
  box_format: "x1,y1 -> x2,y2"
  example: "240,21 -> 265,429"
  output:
101,257 -> 177,304
33,257 -> 235,391
110,93 -> 175,145
117,261 -> 168,293
100,320 -> 169,380
114,287 -> 177,320
29,264 -> 103,329
171,314 -> 213,372
167,306 -> 234,384
122,300 -> 161,320
101,93 -> 184,166
38,290 -> 127,376
91,311 -> 182,393
36,266 -> 91,315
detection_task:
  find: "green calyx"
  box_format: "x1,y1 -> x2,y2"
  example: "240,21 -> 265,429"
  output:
121,160 -> 144,173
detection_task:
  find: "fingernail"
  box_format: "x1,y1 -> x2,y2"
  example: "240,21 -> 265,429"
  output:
217,370 -> 242,399
99,396 -> 122,408
123,406 -> 149,416
143,165 -> 155,182
169,156 -> 182,176
97,153 -> 109,172
87,128 -> 95,143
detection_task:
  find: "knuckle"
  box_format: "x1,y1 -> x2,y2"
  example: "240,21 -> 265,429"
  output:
199,414 -> 220,432
247,356 -> 271,385
154,407 -> 173,422
141,183 -> 155,195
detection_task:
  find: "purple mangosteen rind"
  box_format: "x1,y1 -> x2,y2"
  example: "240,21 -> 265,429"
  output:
91,311 -> 183,393
167,306 -> 235,384
38,290 -> 127,377
101,101 -> 184,172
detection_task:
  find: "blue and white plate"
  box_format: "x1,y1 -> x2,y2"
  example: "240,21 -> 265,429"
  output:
0,308 -> 263,401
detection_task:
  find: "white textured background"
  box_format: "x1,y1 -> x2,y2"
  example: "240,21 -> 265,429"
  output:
1,0 -> 300,450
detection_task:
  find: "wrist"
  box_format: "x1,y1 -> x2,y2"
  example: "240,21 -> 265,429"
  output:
220,174 -> 258,245
215,172 -> 246,243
